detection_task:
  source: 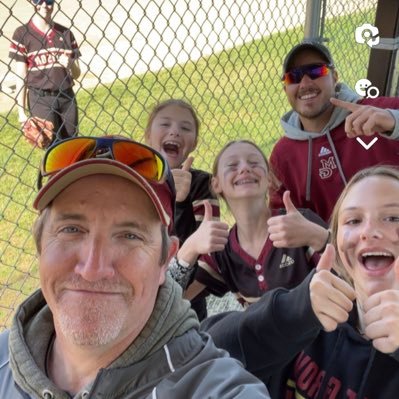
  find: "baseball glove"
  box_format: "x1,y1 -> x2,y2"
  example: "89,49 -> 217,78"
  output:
22,117 -> 54,149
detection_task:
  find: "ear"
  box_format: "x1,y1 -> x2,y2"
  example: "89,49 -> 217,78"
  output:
158,236 -> 179,286
211,176 -> 222,195
332,69 -> 338,84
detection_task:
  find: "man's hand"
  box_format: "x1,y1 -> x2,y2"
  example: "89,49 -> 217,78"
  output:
362,257 -> 399,353
173,156 -> 194,202
177,200 -> 229,264
330,97 -> 395,137
310,244 -> 356,332
268,191 -> 328,250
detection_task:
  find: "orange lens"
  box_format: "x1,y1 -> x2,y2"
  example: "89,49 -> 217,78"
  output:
43,138 -> 96,174
113,141 -> 164,181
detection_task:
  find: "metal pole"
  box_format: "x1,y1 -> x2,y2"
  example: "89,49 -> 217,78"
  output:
304,0 -> 323,40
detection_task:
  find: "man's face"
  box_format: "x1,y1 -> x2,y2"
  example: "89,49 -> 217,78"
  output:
39,175 -> 175,347
283,50 -> 338,129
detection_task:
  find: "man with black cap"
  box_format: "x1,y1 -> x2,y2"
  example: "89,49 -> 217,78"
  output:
0,136 -> 270,398
268,40 -> 399,230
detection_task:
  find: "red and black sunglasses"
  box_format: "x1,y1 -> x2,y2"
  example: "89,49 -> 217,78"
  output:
282,63 -> 333,85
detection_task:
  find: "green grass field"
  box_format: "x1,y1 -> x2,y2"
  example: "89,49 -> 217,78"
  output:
0,8 -> 374,329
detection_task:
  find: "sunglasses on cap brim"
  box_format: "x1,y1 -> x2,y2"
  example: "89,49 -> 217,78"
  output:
282,63 -> 333,85
37,136 -> 173,191
32,0 -> 55,5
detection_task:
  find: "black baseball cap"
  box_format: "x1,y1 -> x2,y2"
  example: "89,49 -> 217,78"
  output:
282,41 -> 334,75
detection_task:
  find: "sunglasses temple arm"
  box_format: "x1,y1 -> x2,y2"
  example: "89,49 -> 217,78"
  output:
36,172 -> 43,191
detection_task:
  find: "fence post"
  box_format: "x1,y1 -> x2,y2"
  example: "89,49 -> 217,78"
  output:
304,0 -> 323,40
367,0 -> 399,96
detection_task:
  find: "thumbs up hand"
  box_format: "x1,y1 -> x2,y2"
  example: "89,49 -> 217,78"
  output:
172,156 -> 194,202
268,191 -> 329,251
361,256 -> 399,353
177,200 -> 229,265
310,244 -> 356,332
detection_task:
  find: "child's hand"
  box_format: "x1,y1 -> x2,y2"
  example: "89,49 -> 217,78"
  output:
172,156 -> 194,202
268,191 -> 328,251
179,201 -> 229,262
310,244 -> 356,331
363,257 -> 399,353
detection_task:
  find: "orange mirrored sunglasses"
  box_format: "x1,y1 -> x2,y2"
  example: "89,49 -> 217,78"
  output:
38,136 -> 168,189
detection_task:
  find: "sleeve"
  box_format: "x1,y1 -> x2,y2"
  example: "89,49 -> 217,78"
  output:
175,169 -> 220,243
194,254 -> 230,297
70,30 -> 81,59
9,27 -> 27,63
381,109 -> 399,140
202,271 -> 323,381
167,256 -> 195,289
300,208 -> 328,229
360,97 -> 399,140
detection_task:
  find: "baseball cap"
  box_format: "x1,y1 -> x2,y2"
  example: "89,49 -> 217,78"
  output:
33,137 -> 176,233
282,40 -> 334,75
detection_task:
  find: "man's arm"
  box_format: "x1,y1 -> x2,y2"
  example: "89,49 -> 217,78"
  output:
70,59 -> 81,80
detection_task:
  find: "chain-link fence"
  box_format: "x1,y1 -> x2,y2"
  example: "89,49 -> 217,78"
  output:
0,0 -> 379,330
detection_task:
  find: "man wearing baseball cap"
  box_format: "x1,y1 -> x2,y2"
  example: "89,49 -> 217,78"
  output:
267,40 -> 399,244
0,136 -> 270,398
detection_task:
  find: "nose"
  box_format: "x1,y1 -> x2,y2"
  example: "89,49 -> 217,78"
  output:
168,122 -> 180,137
74,237 -> 115,281
238,161 -> 251,174
360,220 -> 383,241
298,73 -> 313,86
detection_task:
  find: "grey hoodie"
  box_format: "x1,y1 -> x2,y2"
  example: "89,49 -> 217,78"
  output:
0,275 -> 270,398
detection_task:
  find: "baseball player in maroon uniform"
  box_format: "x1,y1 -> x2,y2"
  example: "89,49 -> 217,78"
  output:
9,0 -> 81,142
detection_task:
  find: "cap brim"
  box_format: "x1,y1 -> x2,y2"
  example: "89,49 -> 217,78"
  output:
33,158 -> 171,227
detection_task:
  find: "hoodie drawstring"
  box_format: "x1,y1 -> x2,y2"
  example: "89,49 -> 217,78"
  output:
42,389 -> 54,399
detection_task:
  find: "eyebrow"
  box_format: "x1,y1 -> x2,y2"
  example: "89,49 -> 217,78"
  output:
341,203 -> 399,212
